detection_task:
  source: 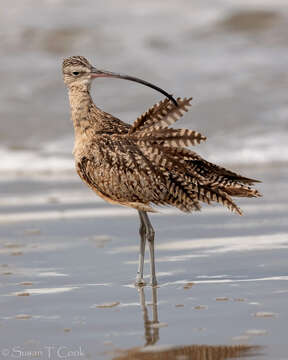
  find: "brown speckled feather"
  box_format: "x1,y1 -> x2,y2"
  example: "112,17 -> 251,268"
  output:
128,97 -> 192,134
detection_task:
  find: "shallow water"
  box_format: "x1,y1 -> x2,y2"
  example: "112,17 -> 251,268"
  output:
0,167 -> 287,359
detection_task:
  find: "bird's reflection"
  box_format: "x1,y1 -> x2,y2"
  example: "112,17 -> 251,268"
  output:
113,286 -> 260,360
138,286 -> 159,346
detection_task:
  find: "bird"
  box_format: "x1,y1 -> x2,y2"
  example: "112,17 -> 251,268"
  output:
62,55 -> 261,287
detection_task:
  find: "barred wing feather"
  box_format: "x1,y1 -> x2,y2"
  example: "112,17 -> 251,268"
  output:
128,97 -> 192,134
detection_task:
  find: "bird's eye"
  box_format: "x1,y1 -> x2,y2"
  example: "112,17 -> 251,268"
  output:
72,71 -> 80,76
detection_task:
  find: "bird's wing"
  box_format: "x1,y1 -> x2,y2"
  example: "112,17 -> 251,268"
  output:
77,132 -> 260,215
128,97 -> 192,134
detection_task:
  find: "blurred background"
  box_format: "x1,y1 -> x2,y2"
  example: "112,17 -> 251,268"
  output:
0,0 -> 287,174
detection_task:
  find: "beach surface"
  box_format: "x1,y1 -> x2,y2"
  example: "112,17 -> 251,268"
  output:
0,166 -> 287,359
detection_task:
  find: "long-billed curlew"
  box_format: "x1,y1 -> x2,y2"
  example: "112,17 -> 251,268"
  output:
62,56 -> 261,286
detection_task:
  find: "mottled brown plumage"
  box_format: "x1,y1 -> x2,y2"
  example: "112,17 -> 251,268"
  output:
62,55 -> 261,286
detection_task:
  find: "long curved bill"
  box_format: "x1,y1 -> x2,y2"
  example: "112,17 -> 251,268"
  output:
91,67 -> 178,106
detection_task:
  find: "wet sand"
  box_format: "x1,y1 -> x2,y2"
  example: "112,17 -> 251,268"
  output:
0,165 -> 287,359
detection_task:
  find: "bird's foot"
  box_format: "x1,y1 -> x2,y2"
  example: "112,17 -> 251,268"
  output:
135,277 -> 146,287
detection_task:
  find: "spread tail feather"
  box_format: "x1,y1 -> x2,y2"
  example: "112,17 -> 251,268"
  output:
132,128 -> 206,147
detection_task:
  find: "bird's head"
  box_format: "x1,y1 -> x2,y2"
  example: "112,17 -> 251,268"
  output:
62,56 -> 178,105
62,56 -> 93,89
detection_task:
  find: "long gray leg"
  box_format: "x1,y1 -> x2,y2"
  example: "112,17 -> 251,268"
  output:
135,210 -> 146,286
141,211 -> 157,286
